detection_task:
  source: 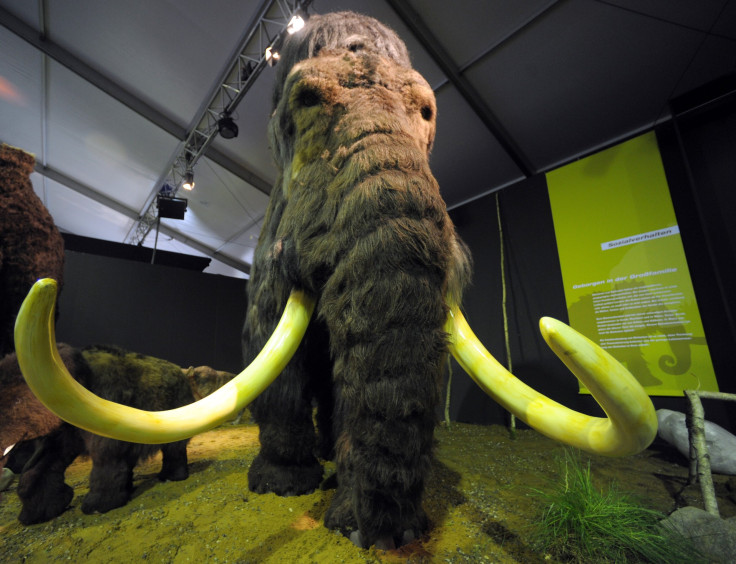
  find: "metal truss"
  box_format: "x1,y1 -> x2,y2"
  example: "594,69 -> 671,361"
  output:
130,0 -> 312,246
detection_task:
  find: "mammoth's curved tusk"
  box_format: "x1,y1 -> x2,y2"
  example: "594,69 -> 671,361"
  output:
14,278 -> 315,444
446,307 -> 657,456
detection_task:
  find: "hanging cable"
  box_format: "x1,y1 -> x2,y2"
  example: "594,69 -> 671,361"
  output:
496,192 -> 516,438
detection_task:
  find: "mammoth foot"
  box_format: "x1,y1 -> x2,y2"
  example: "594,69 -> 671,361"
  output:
247,454 -> 323,496
325,486 -> 426,550
158,441 -> 189,482
18,479 -> 73,525
158,465 -> 189,482
81,487 -> 132,515
349,529 -> 418,550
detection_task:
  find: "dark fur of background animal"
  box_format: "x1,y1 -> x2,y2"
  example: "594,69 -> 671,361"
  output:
242,12 -> 471,549
183,365 -> 236,400
1,345 -> 194,524
0,144 -> 65,358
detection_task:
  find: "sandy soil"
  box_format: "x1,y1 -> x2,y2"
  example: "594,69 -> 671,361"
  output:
1,421 -> 734,563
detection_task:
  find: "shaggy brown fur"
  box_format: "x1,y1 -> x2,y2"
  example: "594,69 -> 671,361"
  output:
0,345 -> 80,457
242,12 -> 471,549
183,365 -> 236,400
0,345 -> 194,524
0,144 -> 65,358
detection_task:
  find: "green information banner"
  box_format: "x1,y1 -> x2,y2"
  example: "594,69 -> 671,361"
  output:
546,132 -> 717,396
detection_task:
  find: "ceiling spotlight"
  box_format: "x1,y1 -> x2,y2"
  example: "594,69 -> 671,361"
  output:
182,170 -> 195,191
218,112 -> 239,139
265,46 -> 280,66
287,14 -> 305,34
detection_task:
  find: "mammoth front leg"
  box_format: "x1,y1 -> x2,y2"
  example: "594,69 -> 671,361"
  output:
82,437 -> 139,514
247,363 -> 324,495
244,285 -> 330,496
159,439 -> 190,482
17,425 -> 84,524
322,255 -> 447,549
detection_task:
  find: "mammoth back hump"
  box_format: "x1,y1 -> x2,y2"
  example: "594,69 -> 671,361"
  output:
81,345 -> 195,411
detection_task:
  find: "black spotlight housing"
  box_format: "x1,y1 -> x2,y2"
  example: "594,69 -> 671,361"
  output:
218,114 -> 239,139
156,195 -> 188,219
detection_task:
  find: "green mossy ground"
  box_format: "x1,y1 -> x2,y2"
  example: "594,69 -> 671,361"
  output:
2,422 -> 734,563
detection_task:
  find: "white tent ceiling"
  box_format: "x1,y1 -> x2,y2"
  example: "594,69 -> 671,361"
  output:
1,0 -> 735,278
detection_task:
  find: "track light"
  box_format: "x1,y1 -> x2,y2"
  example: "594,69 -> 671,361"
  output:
217,112 -> 239,139
265,11 -> 306,67
182,170 -> 195,191
287,14 -> 305,34
156,195 -> 188,219
265,46 -> 280,66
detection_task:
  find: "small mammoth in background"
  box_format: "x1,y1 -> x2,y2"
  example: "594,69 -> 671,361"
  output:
183,365 -> 236,400
0,345 -> 195,524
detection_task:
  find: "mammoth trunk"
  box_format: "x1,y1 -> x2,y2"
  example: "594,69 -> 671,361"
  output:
321,140 -> 453,498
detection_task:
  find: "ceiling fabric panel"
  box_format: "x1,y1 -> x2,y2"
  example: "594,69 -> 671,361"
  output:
138,224 -> 252,279
464,0 -> 715,170
405,0 -> 555,70
44,0 -> 263,125
602,0 -> 732,32
712,1 -> 736,39
432,85 -> 524,207
218,235 -> 259,267
44,59 -> 180,212
672,35 -> 736,97
33,172 -> 136,242
0,26 -> 44,156
0,0 -> 38,28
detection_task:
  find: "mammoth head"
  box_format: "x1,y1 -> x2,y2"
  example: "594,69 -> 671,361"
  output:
269,51 -> 437,175
270,11 -> 413,107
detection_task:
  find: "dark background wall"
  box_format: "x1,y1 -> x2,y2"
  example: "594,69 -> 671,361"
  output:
448,84 -> 736,431
55,250 -> 247,373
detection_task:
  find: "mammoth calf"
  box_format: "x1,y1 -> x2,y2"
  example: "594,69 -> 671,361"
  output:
0,345 -> 192,524
14,11 -> 657,552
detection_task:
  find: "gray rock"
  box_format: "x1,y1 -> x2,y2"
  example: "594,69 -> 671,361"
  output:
0,467 -> 15,491
657,409 -> 736,475
660,506 -> 736,563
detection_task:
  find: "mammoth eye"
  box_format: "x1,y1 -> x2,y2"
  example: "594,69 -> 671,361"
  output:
297,87 -> 321,108
420,106 -> 433,121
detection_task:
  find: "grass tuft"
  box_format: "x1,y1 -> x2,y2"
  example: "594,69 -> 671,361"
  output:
529,448 -> 705,563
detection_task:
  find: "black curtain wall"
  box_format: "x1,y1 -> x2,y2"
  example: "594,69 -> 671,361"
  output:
55,250 -> 247,373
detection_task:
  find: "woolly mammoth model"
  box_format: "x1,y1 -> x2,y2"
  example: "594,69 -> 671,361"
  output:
183,365 -> 236,400
14,12 -> 657,550
0,345 -> 193,524
0,144 -> 65,358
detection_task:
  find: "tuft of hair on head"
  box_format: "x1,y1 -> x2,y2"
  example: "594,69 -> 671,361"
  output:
271,11 -> 412,109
